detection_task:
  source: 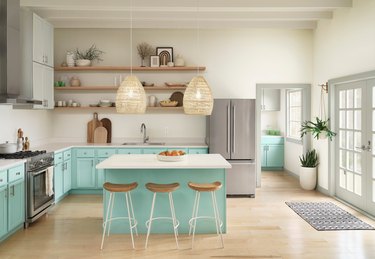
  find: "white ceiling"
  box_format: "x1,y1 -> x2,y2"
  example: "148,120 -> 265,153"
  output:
20,0 -> 352,29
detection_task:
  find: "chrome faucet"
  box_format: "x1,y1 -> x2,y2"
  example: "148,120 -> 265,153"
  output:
140,123 -> 149,143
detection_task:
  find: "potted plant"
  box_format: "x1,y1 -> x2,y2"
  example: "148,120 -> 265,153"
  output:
137,42 -> 154,67
75,44 -> 104,66
299,149 -> 319,190
300,117 -> 336,141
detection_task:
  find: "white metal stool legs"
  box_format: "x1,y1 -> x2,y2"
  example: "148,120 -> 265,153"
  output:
145,192 -> 180,249
101,191 -> 138,250
188,190 -> 224,249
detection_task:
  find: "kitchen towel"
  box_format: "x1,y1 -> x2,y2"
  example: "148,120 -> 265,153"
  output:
45,166 -> 54,197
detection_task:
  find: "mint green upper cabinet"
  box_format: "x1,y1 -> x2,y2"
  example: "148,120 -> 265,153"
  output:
76,158 -> 96,188
0,186 -> 7,238
117,148 -> 142,155
261,89 -> 280,111
8,180 -> 25,231
188,148 -> 208,154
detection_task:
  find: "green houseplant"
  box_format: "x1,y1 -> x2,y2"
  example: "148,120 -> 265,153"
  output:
75,44 -> 104,66
300,117 -> 336,141
299,149 -> 319,190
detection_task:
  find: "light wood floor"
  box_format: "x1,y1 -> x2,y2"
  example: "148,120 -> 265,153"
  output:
1,171 -> 375,259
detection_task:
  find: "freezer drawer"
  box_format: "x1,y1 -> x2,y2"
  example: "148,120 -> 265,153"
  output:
226,161 -> 255,197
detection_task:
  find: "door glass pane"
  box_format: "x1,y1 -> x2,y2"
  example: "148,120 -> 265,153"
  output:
373,86 -> 375,108
347,89 -> 354,108
340,111 -> 346,128
354,132 -> 361,150
354,174 -> 361,196
373,111 -> 375,131
346,131 -> 354,150
347,152 -> 354,171
354,88 -> 361,108
340,150 -> 346,168
354,111 -> 361,130
354,153 -> 362,174
347,171 -> 354,192
339,130 -> 346,148
340,90 -> 346,108
373,134 -> 375,156
346,110 -> 353,129
373,182 -> 375,202
340,169 -> 346,188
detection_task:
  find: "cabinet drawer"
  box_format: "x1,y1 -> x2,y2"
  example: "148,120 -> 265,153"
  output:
76,149 -> 95,157
55,152 -> 63,163
188,148 -> 208,154
261,136 -> 284,145
63,150 -> 71,160
97,149 -> 116,158
142,148 -> 166,154
0,170 -> 7,187
8,164 -> 25,183
117,148 -> 142,155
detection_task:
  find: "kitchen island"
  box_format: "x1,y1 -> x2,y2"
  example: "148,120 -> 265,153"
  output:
96,154 -> 231,234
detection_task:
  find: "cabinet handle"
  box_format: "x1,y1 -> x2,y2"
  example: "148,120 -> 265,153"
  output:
0,179 -> 2,182
11,186 -> 14,196
5,189 -> 7,198
16,172 -> 20,175
91,160 -> 94,167
84,152 -> 87,155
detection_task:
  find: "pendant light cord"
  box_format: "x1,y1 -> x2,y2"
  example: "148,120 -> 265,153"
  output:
196,0 -> 200,75
130,0 -> 133,76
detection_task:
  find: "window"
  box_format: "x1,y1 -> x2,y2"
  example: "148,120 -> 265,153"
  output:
287,90 -> 302,140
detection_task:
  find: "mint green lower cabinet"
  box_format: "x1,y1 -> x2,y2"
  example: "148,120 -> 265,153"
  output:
142,148 -> 166,154
117,148 -> 142,154
188,148 -> 208,154
63,160 -> 72,193
54,162 -> 64,201
8,180 -> 25,231
0,186 -> 7,238
96,159 -> 105,189
76,158 -> 96,188
267,145 -> 284,167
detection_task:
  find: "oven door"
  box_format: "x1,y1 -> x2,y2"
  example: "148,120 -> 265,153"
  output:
27,166 -> 55,219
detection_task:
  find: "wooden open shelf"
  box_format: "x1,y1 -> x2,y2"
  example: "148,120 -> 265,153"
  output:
54,66 -> 205,72
53,106 -> 184,112
54,86 -> 186,91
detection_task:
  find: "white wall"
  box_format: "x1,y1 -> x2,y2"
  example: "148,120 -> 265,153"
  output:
0,106 -> 51,147
313,0 -> 375,190
53,28 -> 313,142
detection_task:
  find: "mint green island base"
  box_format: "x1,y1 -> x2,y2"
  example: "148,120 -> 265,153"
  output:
97,154 -> 232,234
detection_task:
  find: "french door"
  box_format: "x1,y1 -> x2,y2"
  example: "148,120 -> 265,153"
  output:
335,79 -> 375,215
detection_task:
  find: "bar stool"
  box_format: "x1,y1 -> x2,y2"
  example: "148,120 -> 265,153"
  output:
188,181 -> 224,248
101,182 -> 138,250
145,182 -> 180,249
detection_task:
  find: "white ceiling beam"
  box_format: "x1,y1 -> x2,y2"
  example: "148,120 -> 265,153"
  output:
21,0 -> 352,9
33,9 -> 332,21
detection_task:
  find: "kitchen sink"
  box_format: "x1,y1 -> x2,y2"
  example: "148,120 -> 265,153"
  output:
122,142 -> 165,146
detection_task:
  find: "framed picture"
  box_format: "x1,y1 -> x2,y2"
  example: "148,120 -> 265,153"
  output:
150,55 -> 160,67
156,47 -> 173,66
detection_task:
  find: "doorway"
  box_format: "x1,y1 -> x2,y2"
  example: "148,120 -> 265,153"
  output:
333,77 -> 375,215
256,84 -> 311,187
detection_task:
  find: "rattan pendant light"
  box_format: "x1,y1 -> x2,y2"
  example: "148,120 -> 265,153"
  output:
183,0 -> 213,115
115,0 -> 146,114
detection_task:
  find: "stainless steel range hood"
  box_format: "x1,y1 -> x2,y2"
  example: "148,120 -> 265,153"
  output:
0,0 -> 42,105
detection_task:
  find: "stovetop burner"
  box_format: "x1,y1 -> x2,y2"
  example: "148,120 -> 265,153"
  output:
0,150 -> 47,159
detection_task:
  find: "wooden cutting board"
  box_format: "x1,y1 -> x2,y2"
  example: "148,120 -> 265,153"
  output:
94,126 -> 108,143
100,118 -> 112,143
87,112 -> 102,143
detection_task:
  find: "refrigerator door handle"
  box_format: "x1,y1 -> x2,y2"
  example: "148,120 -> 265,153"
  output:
231,105 -> 235,154
227,105 -> 230,154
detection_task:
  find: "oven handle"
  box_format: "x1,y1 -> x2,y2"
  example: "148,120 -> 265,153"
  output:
30,166 -> 53,176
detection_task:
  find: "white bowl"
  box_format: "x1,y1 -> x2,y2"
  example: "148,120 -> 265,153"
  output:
75,59 -> 91,67
157,154 -> 186,162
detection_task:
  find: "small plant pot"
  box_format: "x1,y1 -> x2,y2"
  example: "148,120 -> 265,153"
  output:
300,166 -> 317,190
75,59 -> 91,67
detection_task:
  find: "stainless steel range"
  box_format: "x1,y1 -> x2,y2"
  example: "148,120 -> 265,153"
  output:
0,151 -> 54,227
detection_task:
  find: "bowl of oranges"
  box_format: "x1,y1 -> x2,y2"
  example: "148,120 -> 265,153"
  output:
157,150 -> 186,162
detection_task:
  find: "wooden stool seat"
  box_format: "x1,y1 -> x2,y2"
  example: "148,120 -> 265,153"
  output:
188,181 -> 222,192
103,182 -> 138,193
145,182 -> 180,193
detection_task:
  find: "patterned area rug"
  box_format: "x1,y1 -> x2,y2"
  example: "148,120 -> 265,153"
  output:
286,201 -> 375,231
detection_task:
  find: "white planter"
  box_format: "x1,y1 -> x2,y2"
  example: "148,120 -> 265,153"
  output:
75,59 -> 91,67
299,166 -> 317,190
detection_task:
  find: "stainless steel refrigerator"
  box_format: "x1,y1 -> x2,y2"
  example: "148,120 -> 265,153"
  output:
206,99 -> 256,197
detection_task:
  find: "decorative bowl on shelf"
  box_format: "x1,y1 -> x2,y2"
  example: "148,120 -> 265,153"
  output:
75,59 -> 91,67
159,100 -> 178,107
165,82 -> 187,87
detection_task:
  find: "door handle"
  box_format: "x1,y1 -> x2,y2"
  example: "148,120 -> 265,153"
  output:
366,140 -> 372,152
355,145 -> 366,151
232,105 -> 236,153
227,105 -> 230,154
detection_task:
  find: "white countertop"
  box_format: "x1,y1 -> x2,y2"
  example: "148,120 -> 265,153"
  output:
96,154 -> 231,169
0,159 -> 26,171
